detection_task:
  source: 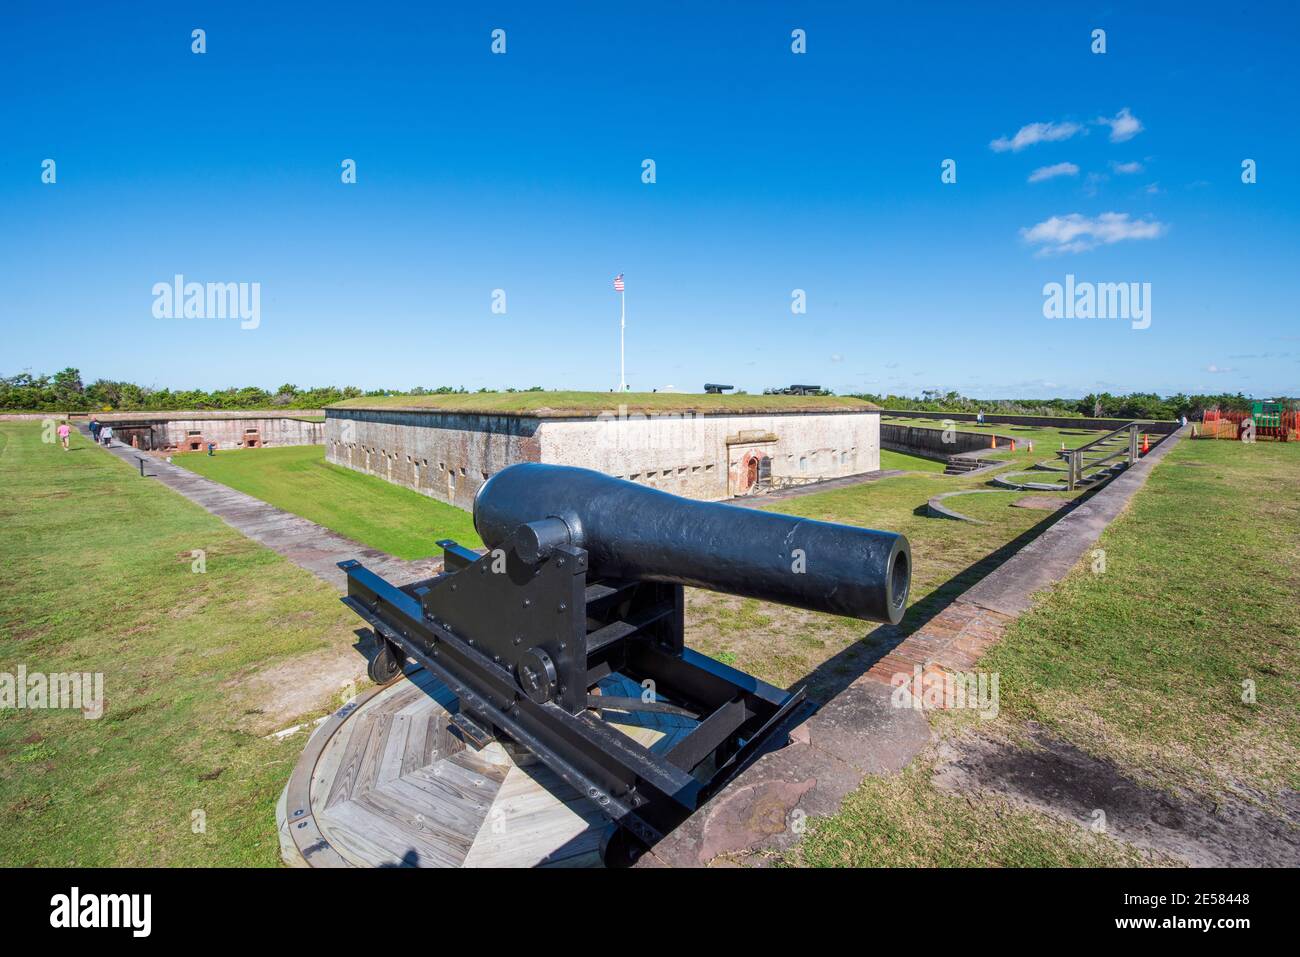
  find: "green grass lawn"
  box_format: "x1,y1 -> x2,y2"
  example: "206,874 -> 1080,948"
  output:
793,758 -> 1151,867
6,414 -> 1278,868
172,445 -> 481,558
878,448 -> 947,472
882,414 -> 1116,451
330,390 -> 877,415
879,416 -> 1156,478
687,469 -> 1085,698
793,436 -> 1299,865
983,437 -> 1300,795
0,422 -> 361,866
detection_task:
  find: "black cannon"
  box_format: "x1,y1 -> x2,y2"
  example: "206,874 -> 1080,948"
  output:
340,463 -> 911,860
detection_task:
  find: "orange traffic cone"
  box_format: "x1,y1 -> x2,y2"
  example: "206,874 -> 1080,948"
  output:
991,436 -> 997,449
1010,440 -> 1017,452
1142,434 -> 1150,454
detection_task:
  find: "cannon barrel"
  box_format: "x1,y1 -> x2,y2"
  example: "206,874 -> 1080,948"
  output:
473,463 -> 911,624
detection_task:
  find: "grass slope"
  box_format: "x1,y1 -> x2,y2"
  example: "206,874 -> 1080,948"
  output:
688,472 -> 1085,698
878,448 -> 947,472
172,445 -> 481,557
330,390 -> 877,415
0,423 -> 359,866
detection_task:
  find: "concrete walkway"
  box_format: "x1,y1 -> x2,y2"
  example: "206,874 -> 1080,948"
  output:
88,431 -> 440,591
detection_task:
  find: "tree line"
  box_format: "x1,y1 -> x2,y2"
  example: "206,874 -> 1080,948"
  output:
848,389 -> 1287,421
0,369 -> 492,412
1,369 -> 1285,420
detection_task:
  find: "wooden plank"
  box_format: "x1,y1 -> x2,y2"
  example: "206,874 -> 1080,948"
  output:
290,666 -> 701,868
377,713 -> 411,786
370,680 -> 424,716
425,715 -> 464,765
381,764 -> 501,849
323,798 -> 461,869
403,755 -> 505,815
445,747 -> 513,784
494,760 -> 582,804
282,681 -> 393,868
352,713 -> 393,799
401,710 -> 430,778
462,766 -> 602,868
364,777 -> 487,861
310,716 -> 358,815
353,789 -> 475,867
324,714 -> 374,810
316,810 -> 412,868
395,686 -> 443,718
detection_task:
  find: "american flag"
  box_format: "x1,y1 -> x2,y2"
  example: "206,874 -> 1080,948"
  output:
613,274 -> 625,292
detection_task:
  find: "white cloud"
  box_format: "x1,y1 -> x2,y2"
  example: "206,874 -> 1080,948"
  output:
1096,107 -> 1143,143
1205,364 -> 1234,374
1028,162 -> 1080,183
1110,160 -> 1143,174
1020,211 -> 1167,254
1144,182 -> 1162,195
990,120 -> 1084,152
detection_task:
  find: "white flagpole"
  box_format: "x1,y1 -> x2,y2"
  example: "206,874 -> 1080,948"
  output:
619,287 -> 626,392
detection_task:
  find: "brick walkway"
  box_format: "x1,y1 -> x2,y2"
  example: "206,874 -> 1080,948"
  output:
87,431 -> 440,591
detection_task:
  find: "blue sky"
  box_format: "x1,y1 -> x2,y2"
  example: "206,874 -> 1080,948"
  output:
2,1 -> 1296,398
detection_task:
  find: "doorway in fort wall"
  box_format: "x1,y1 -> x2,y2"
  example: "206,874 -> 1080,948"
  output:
727,430 -> 777,495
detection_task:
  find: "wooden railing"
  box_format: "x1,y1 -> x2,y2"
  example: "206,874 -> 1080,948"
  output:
1058,423 -> 1139,490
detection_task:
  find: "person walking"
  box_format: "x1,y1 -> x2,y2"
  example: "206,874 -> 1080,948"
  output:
101,424 -> 113,447
57,420 -> 71,451
89,417 -> 101,443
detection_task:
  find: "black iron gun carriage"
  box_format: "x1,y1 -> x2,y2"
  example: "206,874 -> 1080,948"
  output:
339,463 -> 911,861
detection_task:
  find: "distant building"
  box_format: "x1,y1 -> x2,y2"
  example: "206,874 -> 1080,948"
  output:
75,411 -> 324,452
325,395 -> 881,506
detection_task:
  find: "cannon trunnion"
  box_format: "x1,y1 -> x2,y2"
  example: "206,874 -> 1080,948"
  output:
340,464 -> 912,860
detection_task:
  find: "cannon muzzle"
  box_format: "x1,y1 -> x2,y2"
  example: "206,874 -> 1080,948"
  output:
474,463 -> 910,624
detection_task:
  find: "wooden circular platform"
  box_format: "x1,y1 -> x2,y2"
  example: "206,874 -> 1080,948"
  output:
277,667 -> 694,868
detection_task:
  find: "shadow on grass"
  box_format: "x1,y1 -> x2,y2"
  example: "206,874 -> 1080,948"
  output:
794,482 -> 1105,705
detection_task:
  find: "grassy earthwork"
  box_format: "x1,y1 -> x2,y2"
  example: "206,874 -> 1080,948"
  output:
330,390 -> 877,415
0,422 -> 362,866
